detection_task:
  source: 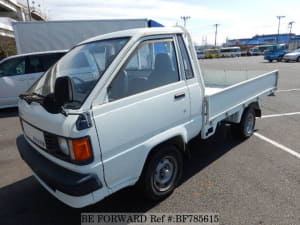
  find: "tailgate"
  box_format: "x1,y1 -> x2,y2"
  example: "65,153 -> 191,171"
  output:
204,70 -> 278,123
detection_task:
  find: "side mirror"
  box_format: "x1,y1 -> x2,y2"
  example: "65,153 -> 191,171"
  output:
54,76 -> 73,107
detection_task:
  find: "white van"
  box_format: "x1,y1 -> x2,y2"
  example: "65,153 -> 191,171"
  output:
17,27 -> 278,208
0,50 -> 66,109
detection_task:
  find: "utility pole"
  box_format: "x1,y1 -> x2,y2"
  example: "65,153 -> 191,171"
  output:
288,21 -> 295,45
214,24 -> 220,47
277,16 -> 285,43
26,0 -> 32,21
181,16 -> 190,27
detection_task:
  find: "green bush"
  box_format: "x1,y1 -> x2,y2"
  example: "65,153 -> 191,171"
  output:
0,37 -> 17,60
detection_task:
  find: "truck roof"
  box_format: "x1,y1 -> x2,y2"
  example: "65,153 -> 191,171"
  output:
78,27 -> 184,46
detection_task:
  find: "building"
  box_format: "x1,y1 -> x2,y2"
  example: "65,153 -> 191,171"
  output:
227,33 -> 300,47
0,0 -> 46,58
0,0 -> 23,38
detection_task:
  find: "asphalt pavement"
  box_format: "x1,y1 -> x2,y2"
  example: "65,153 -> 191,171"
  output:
0,56 -> 299,225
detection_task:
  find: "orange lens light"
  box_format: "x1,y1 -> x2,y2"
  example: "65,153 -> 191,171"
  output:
71,138 -> 92,161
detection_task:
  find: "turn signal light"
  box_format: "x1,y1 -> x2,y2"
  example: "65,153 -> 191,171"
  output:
70,138 -> 92,161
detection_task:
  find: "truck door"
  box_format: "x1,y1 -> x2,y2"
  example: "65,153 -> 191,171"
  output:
92,37 -> 190,189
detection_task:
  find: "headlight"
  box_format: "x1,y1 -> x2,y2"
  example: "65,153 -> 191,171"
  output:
58,137 -> 93,162
58,137 -> 70,156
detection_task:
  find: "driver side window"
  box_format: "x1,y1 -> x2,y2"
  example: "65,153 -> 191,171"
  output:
108,39 -> 179,101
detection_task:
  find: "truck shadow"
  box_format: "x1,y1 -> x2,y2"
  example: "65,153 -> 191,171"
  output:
182,124 -> 243,183
1,124 -> 243,225
0,107 -> 18,118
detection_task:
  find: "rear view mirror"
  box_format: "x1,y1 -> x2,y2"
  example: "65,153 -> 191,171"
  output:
54,76 -> 73,107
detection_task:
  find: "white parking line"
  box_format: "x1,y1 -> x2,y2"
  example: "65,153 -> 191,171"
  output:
254,132 -> 300,159
277,88 -> 300,92
261,112 -> 300,118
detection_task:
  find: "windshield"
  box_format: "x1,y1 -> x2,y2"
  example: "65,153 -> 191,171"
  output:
293,49 -> 300,53
28,37 -> 129,108
265,46 -> 276,52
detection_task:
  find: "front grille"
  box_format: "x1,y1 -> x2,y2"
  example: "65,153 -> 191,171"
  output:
44,132 -> 59,152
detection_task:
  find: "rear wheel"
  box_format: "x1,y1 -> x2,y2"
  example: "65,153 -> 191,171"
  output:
297,57 -> 300,62
139,145 -> 183,201
232,107 -> 256,139
268,59 -> 273,63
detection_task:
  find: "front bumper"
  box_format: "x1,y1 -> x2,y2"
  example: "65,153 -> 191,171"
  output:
264,55 -> 279,60
17,135 -> 103,206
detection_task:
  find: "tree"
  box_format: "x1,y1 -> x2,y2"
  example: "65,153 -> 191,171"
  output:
0,37 -> 17,60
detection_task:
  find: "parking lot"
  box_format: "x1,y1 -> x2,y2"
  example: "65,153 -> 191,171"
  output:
0,56 -> 299,225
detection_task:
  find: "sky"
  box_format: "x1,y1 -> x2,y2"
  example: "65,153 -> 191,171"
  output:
20,0 -> 300,45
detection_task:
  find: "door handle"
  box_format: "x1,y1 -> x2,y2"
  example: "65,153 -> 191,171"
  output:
174,93 -> 185,99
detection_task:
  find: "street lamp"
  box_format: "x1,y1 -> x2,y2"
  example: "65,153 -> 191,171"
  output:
277,16 -> 285,43
288,21 -> 295,45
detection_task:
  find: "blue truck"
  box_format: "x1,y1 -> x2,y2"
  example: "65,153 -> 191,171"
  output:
264,44 -> 288,62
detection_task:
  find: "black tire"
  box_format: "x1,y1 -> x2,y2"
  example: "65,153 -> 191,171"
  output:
232,107 -> 256,139
268,60 -> 273,63
277,56 -> 282,62
139,145 -> 183,201
297,57 -> 300,62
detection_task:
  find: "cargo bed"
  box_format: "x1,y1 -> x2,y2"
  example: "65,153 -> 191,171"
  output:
202,70 -> 278,124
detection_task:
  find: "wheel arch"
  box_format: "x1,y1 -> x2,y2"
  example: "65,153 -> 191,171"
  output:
145,135 -> 186,164
248,101 -> 262,117
138,135 -> 187,182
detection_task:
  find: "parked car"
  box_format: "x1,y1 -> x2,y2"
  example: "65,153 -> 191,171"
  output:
264,44 -> 288,62
196,50 -> 205,59
0,50 -> 67,109
17,27 -> 278,208
283,49 -> 300,62
249,45 -> 273,56
248,47 -> 260,56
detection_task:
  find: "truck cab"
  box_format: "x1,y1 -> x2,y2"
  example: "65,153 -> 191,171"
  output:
17,27 -> 278,208
264,44 -> 288,62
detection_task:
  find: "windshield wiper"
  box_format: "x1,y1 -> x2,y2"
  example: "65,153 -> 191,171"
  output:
32,92 -> 45,98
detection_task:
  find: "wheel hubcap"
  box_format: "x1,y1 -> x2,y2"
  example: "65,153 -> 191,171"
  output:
153,156 -> 177,192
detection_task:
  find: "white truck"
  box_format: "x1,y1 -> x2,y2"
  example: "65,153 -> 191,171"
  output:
17,27 -> 278,208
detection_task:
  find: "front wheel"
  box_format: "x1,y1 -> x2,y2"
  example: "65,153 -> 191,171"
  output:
268,59 -> 273,63
297,57 -> 300,62
232,107 -> 256,139
139,145 -> 183,201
